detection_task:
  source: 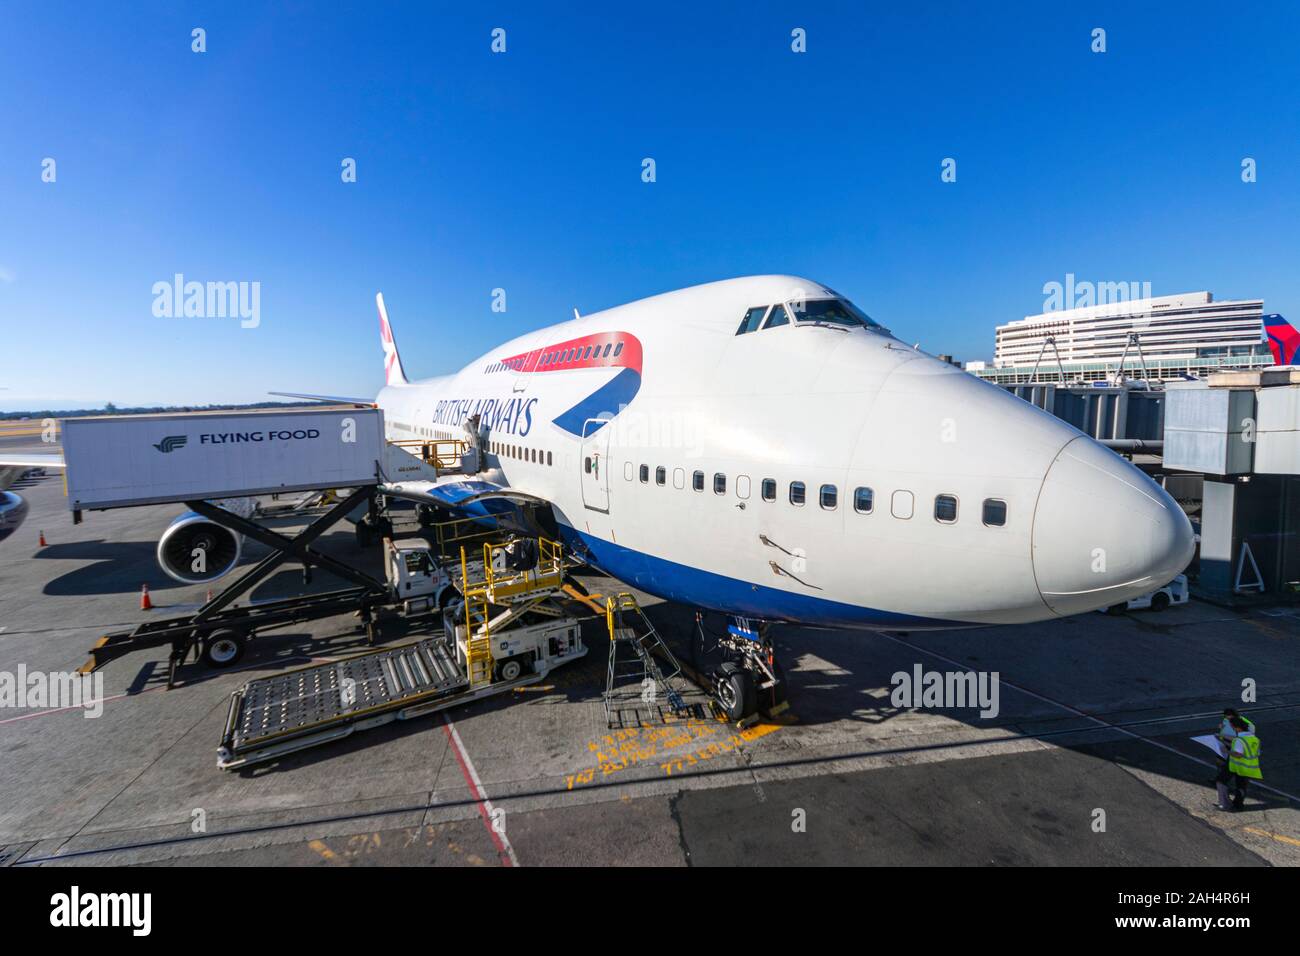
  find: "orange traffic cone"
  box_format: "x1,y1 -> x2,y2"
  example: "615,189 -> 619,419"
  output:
140,584 -> 153,611
38,530 -> 46,547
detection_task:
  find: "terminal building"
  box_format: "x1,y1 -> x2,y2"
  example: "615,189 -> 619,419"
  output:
961,290 -> 1300,604
969,291 -> 1284,385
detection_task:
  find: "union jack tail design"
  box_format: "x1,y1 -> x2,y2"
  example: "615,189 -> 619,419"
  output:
377,292 -> 409,386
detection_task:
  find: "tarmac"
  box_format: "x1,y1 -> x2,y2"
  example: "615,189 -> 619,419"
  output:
1,434 -> 1298,867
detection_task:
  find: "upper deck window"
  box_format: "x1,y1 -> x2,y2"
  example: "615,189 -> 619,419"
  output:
791,298 -> 882,330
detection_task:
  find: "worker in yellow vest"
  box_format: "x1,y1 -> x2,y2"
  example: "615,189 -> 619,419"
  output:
1214,715 -> 1262,811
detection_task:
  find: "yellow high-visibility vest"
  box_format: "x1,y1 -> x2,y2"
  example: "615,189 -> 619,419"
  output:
1229,734 -> 1262,780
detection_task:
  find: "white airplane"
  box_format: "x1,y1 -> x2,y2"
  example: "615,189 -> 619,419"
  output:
2,276 -> 1194,633
367,275 -> 1192,629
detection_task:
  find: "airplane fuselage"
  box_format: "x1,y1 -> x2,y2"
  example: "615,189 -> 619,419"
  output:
376,276 -> 1194,629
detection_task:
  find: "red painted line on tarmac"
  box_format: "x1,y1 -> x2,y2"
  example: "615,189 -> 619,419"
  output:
441,714 -> 518,866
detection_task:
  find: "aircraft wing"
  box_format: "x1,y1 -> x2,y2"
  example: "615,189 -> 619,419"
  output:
0,455 -> 65,492
0,454 -> 66,469
269,391 -> 375,406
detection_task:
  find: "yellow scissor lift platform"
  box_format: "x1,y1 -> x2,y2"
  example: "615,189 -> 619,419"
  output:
458,537 -> 566,687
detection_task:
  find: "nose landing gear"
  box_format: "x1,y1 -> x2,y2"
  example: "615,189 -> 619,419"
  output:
698,614 -> 788,723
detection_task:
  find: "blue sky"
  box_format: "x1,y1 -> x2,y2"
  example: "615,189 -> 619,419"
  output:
1,1 -> 1297,409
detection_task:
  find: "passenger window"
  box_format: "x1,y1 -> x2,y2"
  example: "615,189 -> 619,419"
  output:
789,482 -> 806,506
891,490 -> 914,519
547,451 -> 553,467
737,476 -> 751,499
820,484 -> 837,510
854,487 -> 874,514
693,470 -> 705,492
639,464 -> 649,483
713,473 -> 727,495
761,479 -> 776,501
935,495 -> 958,523
673,467 -> 685,489
656,466 -> 666,486
624,461 -> 633,481
983,499 -> 1007,527
736,306 -> 769,335
763,304 -> 791,329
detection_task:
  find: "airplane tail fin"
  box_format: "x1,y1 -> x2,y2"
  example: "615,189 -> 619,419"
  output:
377,292 -> 409,386
1264,314 -> 1300,366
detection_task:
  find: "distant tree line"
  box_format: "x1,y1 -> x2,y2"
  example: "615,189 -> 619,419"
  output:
0,401 -> 313,421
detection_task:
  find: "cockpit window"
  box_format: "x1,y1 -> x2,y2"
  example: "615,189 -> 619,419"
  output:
763,304 -> 790,329
736,306 -> 768,335
791,298 -> 881,330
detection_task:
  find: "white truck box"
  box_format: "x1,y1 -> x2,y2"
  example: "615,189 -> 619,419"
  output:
64,406 -> 384,509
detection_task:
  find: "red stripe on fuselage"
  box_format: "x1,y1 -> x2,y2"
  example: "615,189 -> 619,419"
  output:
497,332 -> 642,376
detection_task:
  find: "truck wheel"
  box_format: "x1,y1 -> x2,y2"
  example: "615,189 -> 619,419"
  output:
202,629 -> 246,668
1107,603 -> 1128,616
497,657 -> 524,682
1151,591 -> 1171,612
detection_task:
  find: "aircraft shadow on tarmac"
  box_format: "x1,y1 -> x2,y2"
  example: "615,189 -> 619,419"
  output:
635,595 -> 1297,818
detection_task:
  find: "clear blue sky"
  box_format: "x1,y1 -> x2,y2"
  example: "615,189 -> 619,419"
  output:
1,1 -> 1297,409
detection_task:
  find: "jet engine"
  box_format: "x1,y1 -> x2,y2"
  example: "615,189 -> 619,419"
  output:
156,498 -> 255,584
0,491 -> 29,543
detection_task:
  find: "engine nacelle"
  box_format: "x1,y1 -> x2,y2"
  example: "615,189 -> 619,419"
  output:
0,491 -> 29,543
157,512 -> 243,584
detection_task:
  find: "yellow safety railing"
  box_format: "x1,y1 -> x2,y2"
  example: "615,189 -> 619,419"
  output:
389,438 -> 468,471
428,514 -> 501,559
605,592 -> 640,643
461,536 -> 564,604
459,546 -> 494,686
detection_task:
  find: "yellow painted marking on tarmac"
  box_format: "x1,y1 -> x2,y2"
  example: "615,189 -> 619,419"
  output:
560,584 -> 605,615
308,839 -> 337,861
564,711 -> 790,790
1243,827 -> 1300,848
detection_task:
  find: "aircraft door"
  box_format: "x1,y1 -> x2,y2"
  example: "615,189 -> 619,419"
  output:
579,418 -> 611,512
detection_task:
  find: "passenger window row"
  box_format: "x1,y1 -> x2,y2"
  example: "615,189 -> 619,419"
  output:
488,342 -> 626,373
494,441 -> 553,467
625,463 -> 1008,527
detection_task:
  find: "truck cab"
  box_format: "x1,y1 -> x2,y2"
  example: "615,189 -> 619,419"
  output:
384,537 -> 455,615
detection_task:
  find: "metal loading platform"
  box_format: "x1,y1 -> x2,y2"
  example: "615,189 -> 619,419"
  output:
218,635 -> 543,770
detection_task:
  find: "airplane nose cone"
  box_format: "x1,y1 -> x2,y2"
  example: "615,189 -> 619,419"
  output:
1033,437 -> 1195,617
